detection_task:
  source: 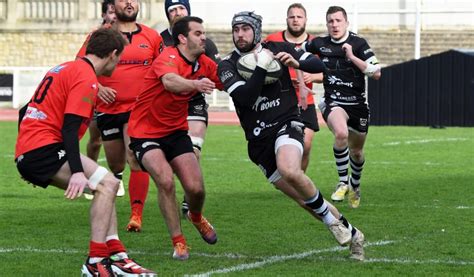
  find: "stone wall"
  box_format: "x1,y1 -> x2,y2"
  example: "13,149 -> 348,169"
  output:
0,30 -> 88,66
0,28 -> 474,67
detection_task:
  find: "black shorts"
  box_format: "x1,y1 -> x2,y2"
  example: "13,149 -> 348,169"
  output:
299,104 -> 320,132
15,143 -> 68,188
129,131 -> 194,171
320,100 -> 370,133
96,111 -> 131,141
187,93 -> 209,125
248,120 -> 305,182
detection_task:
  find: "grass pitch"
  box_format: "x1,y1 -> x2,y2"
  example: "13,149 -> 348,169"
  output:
0,121 -> 473,276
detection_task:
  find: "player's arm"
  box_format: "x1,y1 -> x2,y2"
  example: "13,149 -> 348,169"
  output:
217,54 -> 269,108
62,114 -> 89,199
342,43 -> 381,80
276,44 -> 326,73
162,73 -> 215,95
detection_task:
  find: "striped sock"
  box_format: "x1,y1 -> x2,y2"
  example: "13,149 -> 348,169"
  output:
334,146 -> 349,184
350,157 -> 365,188
339,214 -> 357,237
304,191 -> 337,225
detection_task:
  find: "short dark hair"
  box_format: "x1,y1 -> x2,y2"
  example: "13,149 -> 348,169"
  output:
86,28 -> 127,58
101,0 -> 114,15
172,16 -> 203,46
287,3 -> 306,17
326,6 -> 348,21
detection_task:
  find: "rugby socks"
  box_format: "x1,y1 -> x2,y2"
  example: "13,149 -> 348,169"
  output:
349,157 -> 365,189
88,241 -> 109,263
188,211 -> 202,223
304,191 -> 337,225
339,214 -> 357,237
106,235 -> 128,259
334,146 -> 349,184
172,234 -> 187,247
128,170 -> 150,216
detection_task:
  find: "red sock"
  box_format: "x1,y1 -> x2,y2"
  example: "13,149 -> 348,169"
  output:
128,170 -> 150,215
89,241 -> 109,258
188,211 -> 202,223
106,239 -> 126,256
172,234 -> 187,246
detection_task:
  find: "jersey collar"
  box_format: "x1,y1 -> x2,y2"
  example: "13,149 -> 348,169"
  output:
176,47 -> 202,74
331,31 -> 350,44
80,57 -> 96,74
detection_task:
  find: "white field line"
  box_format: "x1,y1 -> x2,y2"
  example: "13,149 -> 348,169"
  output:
0,247 -> 248,259
383,137 -> 469,146
187,240 -> 395,277
301,255 -> 474,266
362,203 -> 473,210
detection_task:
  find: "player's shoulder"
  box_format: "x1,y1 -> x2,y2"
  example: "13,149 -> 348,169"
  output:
348,31 -> 369,45
138,23 -> 161,38
218,51 -> 239,67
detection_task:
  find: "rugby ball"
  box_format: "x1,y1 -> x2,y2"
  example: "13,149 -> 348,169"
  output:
237,53 -> 282,84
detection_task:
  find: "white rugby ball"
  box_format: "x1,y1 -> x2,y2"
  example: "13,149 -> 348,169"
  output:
236,53 -> 282,84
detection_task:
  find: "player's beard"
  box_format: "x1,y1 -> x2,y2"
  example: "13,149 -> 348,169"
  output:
116,9 -> 138,22
287,24 -> 306,38
234,38 -> 254,53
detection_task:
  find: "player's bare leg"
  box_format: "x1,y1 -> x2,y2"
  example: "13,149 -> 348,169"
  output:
181,120 -> 207,215
141,149 -> 187,259
326,108 -> 351,202
172,153 -> 217,245
301,128 -> 314,172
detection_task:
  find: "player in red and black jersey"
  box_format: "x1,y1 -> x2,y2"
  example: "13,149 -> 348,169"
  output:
159,0 -> 221,217
128,16 -> 222,261
265,3 -> 323,172
15,28 -> 156,276
78,0 -> 164,232
218,11 -> 366,261
302,6 -> 381,210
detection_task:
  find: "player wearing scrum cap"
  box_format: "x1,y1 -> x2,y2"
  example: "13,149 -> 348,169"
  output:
15,28 -> 156,276
217,11 -> 365,261
302,6 -> 381,209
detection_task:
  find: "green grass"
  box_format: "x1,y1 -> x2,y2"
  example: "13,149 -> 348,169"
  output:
1,122 -> 473,276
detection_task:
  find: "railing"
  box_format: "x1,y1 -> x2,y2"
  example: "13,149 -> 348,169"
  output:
350,0 -> 474,59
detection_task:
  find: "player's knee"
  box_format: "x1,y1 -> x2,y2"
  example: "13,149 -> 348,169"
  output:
90,167 -> 119,196
334,129 -> 349,143
280,168 -> 304,185
185,183 -> 205,199
156,176 -> 175,195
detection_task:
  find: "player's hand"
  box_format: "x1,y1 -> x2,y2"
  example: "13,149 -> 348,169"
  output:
64,172 -> 89,200
255,49 -> 274,69
275,52 -> 299,68
342,43 -> 354,59
193,78 -> 216,94
98,85 -> 117,104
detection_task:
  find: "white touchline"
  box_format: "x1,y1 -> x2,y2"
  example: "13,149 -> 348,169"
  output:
382,137 -> 468,146
187,240 -> 395,277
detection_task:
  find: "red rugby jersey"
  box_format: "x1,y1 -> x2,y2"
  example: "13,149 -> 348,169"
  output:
265,31 -> 316,105
81,24 -> 163,114
15,58 -> 98,157
128,47 -> 222,139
